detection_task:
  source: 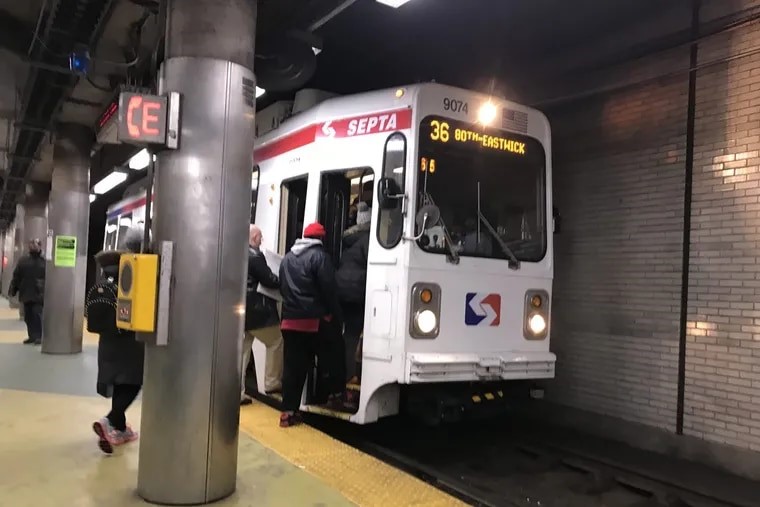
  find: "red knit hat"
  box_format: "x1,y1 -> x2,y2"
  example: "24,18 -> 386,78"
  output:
303,222 -> 326,239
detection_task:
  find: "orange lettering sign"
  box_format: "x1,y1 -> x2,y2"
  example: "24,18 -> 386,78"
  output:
142,101 -> 160,136
127,96 -> 143,137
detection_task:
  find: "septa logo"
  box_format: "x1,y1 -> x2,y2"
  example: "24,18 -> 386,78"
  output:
316,108 -> 412,139
465,293 -> 501,326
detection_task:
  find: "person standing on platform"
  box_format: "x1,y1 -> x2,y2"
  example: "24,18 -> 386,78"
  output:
241,224 -> 283,405
278,222 -> 345,427
9,239 -> 45,345
86,228 -> 145,455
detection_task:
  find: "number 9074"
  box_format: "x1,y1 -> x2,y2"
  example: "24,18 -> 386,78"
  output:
443,98 -> 469,114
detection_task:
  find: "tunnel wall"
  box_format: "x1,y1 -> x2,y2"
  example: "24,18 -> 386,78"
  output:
547,49 -> 688,433
538,0 -> 760,457
686,0 -> 760,452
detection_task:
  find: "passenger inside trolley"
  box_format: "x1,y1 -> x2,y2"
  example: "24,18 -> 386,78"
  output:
313,168 -> 374,412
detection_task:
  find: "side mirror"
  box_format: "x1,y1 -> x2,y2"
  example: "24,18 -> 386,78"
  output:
553,206 -> 561,234
378,177 -> 404,210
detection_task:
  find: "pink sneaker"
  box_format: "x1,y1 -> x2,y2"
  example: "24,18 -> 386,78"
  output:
120,424 -> 139,443
92,418 -> 125,454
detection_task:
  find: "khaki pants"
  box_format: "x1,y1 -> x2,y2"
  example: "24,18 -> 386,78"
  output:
241,324 -> 283,399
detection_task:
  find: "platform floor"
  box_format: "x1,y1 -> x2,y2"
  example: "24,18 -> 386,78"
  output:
0,301 -> 461,506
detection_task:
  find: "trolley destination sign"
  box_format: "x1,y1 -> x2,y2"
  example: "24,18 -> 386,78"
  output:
426,117 -> 528,155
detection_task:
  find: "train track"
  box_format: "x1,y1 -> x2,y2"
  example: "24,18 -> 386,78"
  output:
309,414 -> 759,507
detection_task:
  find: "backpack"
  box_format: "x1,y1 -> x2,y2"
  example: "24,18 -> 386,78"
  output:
85,279 -> 119,334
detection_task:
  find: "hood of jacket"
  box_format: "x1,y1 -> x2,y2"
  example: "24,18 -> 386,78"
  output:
290,238 -> 323,256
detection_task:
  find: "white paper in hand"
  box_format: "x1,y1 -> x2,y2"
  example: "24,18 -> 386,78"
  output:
257,249 -> 283,302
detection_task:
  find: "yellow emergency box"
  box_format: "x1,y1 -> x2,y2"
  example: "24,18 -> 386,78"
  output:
116,253 -> 158,332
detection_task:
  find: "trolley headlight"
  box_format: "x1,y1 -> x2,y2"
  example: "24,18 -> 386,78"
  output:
410,283 -> 441,339
415,310 -> 437,334
478,101 -> 498,125
527,313 -> 546,335
524,290 -> 550,340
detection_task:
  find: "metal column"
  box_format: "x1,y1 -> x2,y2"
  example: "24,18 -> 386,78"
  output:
8,205 -> 24,310
2,221 -> 17,300
137,0 -> 257,504
23,183 -> 49,250
41,124 -> 92,354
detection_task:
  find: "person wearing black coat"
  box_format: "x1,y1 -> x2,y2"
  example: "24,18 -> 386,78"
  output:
241,224 -> 283,405
278,222 -> 345,427
90,227 -> 145,454
9,239 -> 46,345
336,202 -> 371,383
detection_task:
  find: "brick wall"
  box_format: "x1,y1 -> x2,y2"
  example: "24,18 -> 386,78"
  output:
538,0 -> 760,451
546,54 -> 688,432
686,7 -> 760,451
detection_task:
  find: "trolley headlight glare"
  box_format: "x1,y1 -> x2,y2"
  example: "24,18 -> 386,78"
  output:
415,310 -> 437,334
527,313 -> 547,335
478,101 -> 498,125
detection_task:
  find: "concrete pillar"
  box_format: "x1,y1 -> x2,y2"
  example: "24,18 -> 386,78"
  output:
1,222 -> 16,298
23,183 -> 49,252
8,205 -> 24,310
41,124 -> 92,354
137,0 -> 257,504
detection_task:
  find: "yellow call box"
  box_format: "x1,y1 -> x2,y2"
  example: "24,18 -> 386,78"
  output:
116,253 -> 159,332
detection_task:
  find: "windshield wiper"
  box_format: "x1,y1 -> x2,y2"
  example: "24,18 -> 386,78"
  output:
478,211 -> 520,270
423,192 -> 459,265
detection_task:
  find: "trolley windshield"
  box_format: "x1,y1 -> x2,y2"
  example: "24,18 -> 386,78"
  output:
416,115 -> 547,263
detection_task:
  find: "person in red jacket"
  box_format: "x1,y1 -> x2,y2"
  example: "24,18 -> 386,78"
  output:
278,222 -> 345,427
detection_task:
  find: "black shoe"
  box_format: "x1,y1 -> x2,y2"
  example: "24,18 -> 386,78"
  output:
22,338 -> 34,345
33,340 -> 42,345
240,398 -> 253,406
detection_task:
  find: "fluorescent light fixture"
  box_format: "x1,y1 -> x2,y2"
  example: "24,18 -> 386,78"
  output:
393,167 -> 404,174
376,0 -> 411,7
119,217 -> 132,227
256,86 -> 266,98
128,148 -> 150,170
92,171 -> 128,195
89,194 -> 96,203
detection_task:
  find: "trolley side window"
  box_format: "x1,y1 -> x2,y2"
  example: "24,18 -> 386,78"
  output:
278,176 -> 308,255
251,166 -> 259,224
377,133 -> 406,249
104,218 -> 118,250
116,213 -> 133,250
317,168 -> 374,266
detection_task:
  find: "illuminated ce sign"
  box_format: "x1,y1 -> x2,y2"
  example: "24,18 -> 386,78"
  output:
117,91 -> 180,149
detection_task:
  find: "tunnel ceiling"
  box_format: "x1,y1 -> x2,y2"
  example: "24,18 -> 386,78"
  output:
0,0 -> 701,231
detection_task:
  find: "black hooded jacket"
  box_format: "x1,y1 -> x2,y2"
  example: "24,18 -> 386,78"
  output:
245,247 -> 280,330
336,228 -> 369,305
279,238 -> 342,322
93,250 -> 144,395
9,252 -> 45,304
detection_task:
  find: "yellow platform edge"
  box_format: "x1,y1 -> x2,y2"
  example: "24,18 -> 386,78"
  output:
240,404 -> 466,507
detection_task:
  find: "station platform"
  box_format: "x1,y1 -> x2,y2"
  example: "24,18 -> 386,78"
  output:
0,301 -> 461,507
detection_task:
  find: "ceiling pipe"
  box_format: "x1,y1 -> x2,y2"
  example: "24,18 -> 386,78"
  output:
308,0 -> 358,31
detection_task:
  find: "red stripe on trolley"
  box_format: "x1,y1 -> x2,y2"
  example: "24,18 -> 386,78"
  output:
253,107 -> 412,163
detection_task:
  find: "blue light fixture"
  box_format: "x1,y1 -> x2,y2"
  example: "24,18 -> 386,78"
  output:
69,49 -> 90,75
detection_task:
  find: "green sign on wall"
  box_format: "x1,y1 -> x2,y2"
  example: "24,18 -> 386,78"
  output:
54,236 -> 77,268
